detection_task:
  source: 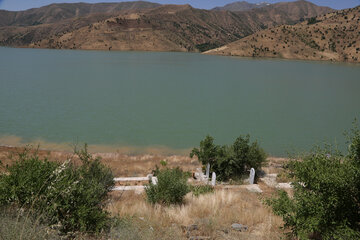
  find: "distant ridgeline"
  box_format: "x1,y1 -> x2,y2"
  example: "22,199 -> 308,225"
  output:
0,1 -> 334,53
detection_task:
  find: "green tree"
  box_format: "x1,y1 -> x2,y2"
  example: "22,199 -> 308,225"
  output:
190,135 -> 267,181
267,125 -> 360,240
307,17 -> 319,25
190,135 -> 219,168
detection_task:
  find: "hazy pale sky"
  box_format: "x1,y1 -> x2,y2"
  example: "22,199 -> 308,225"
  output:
0,0 -> 359,11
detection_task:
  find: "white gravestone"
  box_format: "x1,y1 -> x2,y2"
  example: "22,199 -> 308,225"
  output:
151,176 -> 158,185
205,163 -> 210,179
211,172 -> 216,186
249,168 -> 255,185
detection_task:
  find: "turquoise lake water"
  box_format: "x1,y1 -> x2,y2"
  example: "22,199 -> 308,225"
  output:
0,47 -> 360,156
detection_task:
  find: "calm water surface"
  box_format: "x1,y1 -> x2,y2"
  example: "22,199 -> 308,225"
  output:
0,47 -> 360,156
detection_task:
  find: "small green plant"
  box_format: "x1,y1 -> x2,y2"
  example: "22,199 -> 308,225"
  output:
190,135 -> 267,181
266,123 -> 360,240
160,160 -> 168,167
145,168 -> 190,205
152,160 -> 168,176
0,144 -> 115,234
190,185 -> 214,197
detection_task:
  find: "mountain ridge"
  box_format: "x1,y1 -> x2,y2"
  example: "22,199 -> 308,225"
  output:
205,6 -> 360,63
0,1 -> 334,53
0,1 -> 161,27
212,1 -> 271,11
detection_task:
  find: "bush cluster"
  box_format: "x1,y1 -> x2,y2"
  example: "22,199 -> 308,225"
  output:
190,135 -> 267,181
145,168 -> 189,205
0,145 -> 114,234
267,124 -> 360,240
307,17 -> 320,25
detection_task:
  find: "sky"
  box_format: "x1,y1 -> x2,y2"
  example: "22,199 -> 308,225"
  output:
0,0 -> 359,11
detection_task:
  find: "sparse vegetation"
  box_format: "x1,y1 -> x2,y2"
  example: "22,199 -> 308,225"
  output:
190,185 -> 214,197
207,6 -> 360,63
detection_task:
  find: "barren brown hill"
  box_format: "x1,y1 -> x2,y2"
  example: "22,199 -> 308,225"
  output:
0,1 -> 160,27
29,4 -> 263,52
212,1 -> 271,11
0,1 -> 161,47
206,6 -> 360,63
243,0 -> 333,27
0,1 -> 333,52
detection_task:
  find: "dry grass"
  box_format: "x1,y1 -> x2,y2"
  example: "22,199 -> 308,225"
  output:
0,208 -> 60,240
262,157 -> 289,174
0,146 -> 200,177
108,189 -> 284,240
97,153 -> 200,177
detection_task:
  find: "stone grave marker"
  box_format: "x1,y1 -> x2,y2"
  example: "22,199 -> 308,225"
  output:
211,172 -> 216,186
205,163 -> 210,179
249,168 -> 255,185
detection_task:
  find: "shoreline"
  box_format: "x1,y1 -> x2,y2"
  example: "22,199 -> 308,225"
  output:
0,145 -> 288,178
1,46 -> 360,65
0,143 -> 288,159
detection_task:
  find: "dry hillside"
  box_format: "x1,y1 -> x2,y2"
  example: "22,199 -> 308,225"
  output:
206,6 -> 360,63
212,1 -> 270,11
28,4 -> 263,52
0,1 -> 160,27
0,1 -> 333,52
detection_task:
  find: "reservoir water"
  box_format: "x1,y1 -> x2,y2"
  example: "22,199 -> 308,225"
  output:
0,47 -> 359,156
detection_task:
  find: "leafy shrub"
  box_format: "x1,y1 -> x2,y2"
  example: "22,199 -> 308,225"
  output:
266,124 -> 360,240
145,168 -> 189,205
190,185 -> 214,197
190,135 -> 267,181
348,122 -> 360,163
0,145 -> 115,234
0,149 -> 58,205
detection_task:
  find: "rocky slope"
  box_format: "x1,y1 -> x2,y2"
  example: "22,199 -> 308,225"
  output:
0,1 -> 333,52
205,6 -> 360,63
27,4 -> 264,52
